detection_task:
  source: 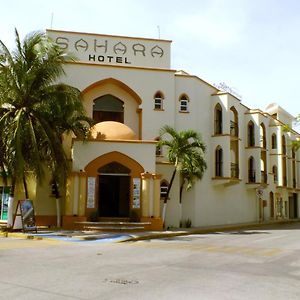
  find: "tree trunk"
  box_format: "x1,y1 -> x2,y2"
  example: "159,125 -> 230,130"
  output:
162,168 -> 177,224
56,197 -> 61,228
7,179 -> 15,229
23,175 -> 29,199
179,180 -> 186,204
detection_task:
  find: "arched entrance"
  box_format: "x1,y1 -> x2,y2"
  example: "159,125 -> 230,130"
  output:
98,162 -> 130,217
84,151 -> 144,219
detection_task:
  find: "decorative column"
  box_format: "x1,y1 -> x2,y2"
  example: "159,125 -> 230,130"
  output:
65,175 -> 75,215
78,172 -> 87,216
141,172 -> 152,217
152,173 -> 162,218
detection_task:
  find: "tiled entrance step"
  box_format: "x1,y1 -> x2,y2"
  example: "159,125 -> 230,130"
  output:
75,220 -> 151,231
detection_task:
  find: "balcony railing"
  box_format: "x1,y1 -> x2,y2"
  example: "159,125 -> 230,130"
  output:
230,121 -> 238,137
261,171 -> 267,184
274,173 -> 278,184
215,162 -> 223,177
231,163 -> 239,178
248,170 -> 256,183
283,176 -> 287,186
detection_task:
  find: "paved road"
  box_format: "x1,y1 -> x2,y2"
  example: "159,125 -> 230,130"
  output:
1,223 -> 300,299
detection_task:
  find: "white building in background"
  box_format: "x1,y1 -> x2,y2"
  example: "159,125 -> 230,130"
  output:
2,29 -> 299,229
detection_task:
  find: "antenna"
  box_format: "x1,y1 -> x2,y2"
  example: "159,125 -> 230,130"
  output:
50,12 -> 54,29
157,25 -> 161,39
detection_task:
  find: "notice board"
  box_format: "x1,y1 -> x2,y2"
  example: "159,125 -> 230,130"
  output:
13,200 -> 37,232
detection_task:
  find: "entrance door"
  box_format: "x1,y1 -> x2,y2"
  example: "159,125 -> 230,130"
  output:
98,175 -> 130,217
289,193 -> 298,219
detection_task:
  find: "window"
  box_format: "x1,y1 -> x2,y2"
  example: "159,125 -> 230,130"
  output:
155,137 -> 162,156
248,156 -> 255,183
179,94 -> 189,112
93,94 -> 124,123
247,121 -> 255,147
230,106 -> 238,137
272,165 -> 278,184
214,104 -> 223,134
260,123 -> 266,148
282,135 -> 286,155
215,146 -> 223,177
160,181 -> 169,199
271,133 -> 277,149
154,92 -> 163,110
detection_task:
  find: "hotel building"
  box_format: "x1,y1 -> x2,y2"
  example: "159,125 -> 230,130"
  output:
1,30 -> 299,230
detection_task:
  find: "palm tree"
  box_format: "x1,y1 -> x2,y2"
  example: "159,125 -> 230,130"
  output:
158,125 -> 207,224
0,29 -> 92,228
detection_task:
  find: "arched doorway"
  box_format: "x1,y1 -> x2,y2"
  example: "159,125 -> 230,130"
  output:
98,162 -> 130,217
84,151 -> 145,219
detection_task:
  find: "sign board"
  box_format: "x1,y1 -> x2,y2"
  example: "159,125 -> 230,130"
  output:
132,178 -> 141,209
47,29 -> 171,69
13,200 -> 37,232
87,177 -> 96,208
0,187 -> 10,220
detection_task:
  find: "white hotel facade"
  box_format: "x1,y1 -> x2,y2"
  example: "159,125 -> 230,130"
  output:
3,30 -> 299,230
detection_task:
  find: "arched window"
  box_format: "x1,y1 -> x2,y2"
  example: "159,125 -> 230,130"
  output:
160,180 -> 169,199
270,192 -> 274,218
230,106 -> 238,137
260,123 -> 266,148
248,156 -> 255,183
215,146 -> 223,177
271,133 -> 277,149
261,158 -> 267,184
214,103 -> 223,134
272,165 -> 278,184
179,94 -> 189,112
247,121 -> 255,147
93,94 -> 124,123
154,92 -> 164,110
282,135 -> 286,155
155,137 -> 162,156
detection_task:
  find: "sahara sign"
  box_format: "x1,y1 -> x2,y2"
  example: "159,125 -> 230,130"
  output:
47,30 -> 171,69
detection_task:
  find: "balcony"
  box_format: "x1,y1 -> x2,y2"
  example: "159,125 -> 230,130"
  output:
283,176 -> 287,187
261,171 -> 267,184
231,163 -> 239,179
274,174 -> 278,185
230,121 -> 238,137
248,170 -> 256,183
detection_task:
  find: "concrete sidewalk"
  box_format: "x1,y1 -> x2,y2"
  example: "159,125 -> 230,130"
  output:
1,219 -> 299,243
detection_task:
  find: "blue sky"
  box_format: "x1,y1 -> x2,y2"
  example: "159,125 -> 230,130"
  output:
1,0 -> 299,122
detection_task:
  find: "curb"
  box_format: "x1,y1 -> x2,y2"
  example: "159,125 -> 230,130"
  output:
121,219 -> 300,242
1,219 -> 299,243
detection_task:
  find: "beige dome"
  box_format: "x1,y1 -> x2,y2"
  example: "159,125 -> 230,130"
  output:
90,121 -> 136,140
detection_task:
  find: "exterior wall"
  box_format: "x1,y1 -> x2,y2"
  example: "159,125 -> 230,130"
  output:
72,140 -> 156,173
6,30 -> 298,229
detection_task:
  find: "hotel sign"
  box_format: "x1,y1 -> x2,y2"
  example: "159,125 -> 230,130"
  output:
47,30 -> 171,69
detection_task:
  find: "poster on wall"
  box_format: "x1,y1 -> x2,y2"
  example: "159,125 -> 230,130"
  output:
0,187 -> 10,220
132,178 -> 141,209
87,177 -> 96,208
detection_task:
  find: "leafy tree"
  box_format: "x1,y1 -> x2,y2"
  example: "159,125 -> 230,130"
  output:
158,125 -> 207,223
0,29 -> 92,227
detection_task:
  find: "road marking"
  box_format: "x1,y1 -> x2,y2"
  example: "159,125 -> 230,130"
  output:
126,241 -> 284,257
0,238 -> 69,250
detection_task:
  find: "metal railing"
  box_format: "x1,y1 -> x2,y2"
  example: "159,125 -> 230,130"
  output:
261,171 -> 267,184
248,170 -> 256,183
230,121 -> 238,137
231,163 -> 239,178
